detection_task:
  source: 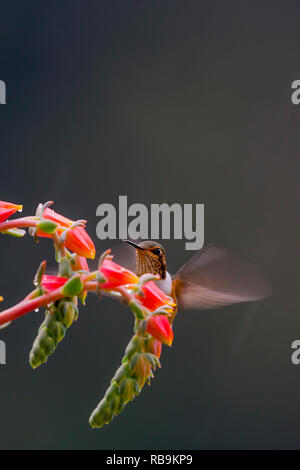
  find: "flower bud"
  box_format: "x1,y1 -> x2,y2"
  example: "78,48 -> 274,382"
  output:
125,335 -> 141,359
130,353 -> 152,387
144,337 -> 162,359
110,394 -> 124,415
112,363 -> 129,384
89,397 -> 116,428
104,382 -> 119,401
38,330 -> 55,355
29,306 -> 72,369
143,353 -> 161,370
58,300 -> 76,327
119,378 -> 140,404
29,341 -> 47,369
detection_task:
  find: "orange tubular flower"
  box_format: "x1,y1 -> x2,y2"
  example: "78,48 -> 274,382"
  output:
41,275 -> 68,292
146,314 -> 174,347
38,207 -> 73,230
99,259 -> 139,289
64,226 -> 95,259
0,201 -> 23,223
135,281 -> 175,312
37,207 -> 95,259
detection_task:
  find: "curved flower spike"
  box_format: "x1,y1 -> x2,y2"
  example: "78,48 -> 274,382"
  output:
0,201 -> 23,223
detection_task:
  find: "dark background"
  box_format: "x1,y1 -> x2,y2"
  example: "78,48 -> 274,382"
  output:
0,0 -> 299,450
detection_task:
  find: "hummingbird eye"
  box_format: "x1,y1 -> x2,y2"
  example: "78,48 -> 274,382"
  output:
152,248 -> 161,256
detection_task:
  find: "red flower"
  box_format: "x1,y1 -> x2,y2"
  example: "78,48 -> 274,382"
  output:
99,259 -> 139,289
39,207 -> 73,228
146,315 -> 173,347
64,226 -> 95,259
41,275 -> 68,292
37,208 -> 95,259
0,201 -> 23,223
135,281 -> 175,312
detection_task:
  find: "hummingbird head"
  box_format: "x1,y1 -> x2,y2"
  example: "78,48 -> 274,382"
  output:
123,240 -> 167,279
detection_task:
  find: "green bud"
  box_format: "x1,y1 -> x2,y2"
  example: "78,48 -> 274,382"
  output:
38,330 -> 55,355
105,382 -> 119,401
43,311 -> 56,328
119,378 -> 140,404
29,344 -> 47,369
89,398 -> 111,428
58,300 -> 75,327
125,335 -> 141,359
112,364 -> 129,384
37,219 -> 58,234
130,353 -> 152,386
110,394 -> 124,415
89,408 -> 105,428
53,321 -> 66,342
144,353 -> 160,370
45,317 -> 66,343
62,276 -> 83,296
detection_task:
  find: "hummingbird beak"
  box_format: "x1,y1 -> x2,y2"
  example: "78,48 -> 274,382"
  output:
122,239 -> 145,250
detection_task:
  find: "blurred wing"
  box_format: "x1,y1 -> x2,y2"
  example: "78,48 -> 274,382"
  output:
110,240 -> 138,273
174,244 -> 272,310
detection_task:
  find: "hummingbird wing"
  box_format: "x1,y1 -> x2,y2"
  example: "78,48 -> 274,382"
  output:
174,244 -> 271,310
111,239 -> 139,273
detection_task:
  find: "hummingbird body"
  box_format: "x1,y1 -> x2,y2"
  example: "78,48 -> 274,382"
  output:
123,240 -> 271,314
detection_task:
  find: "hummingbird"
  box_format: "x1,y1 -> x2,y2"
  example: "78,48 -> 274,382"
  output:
122,240 -> 271,317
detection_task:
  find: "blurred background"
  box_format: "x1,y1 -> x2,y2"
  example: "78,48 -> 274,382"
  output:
0,0 -> 300,450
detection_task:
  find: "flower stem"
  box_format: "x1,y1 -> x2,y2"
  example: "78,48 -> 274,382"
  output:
0,287 -> 64,326
0,217 -> 38,232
